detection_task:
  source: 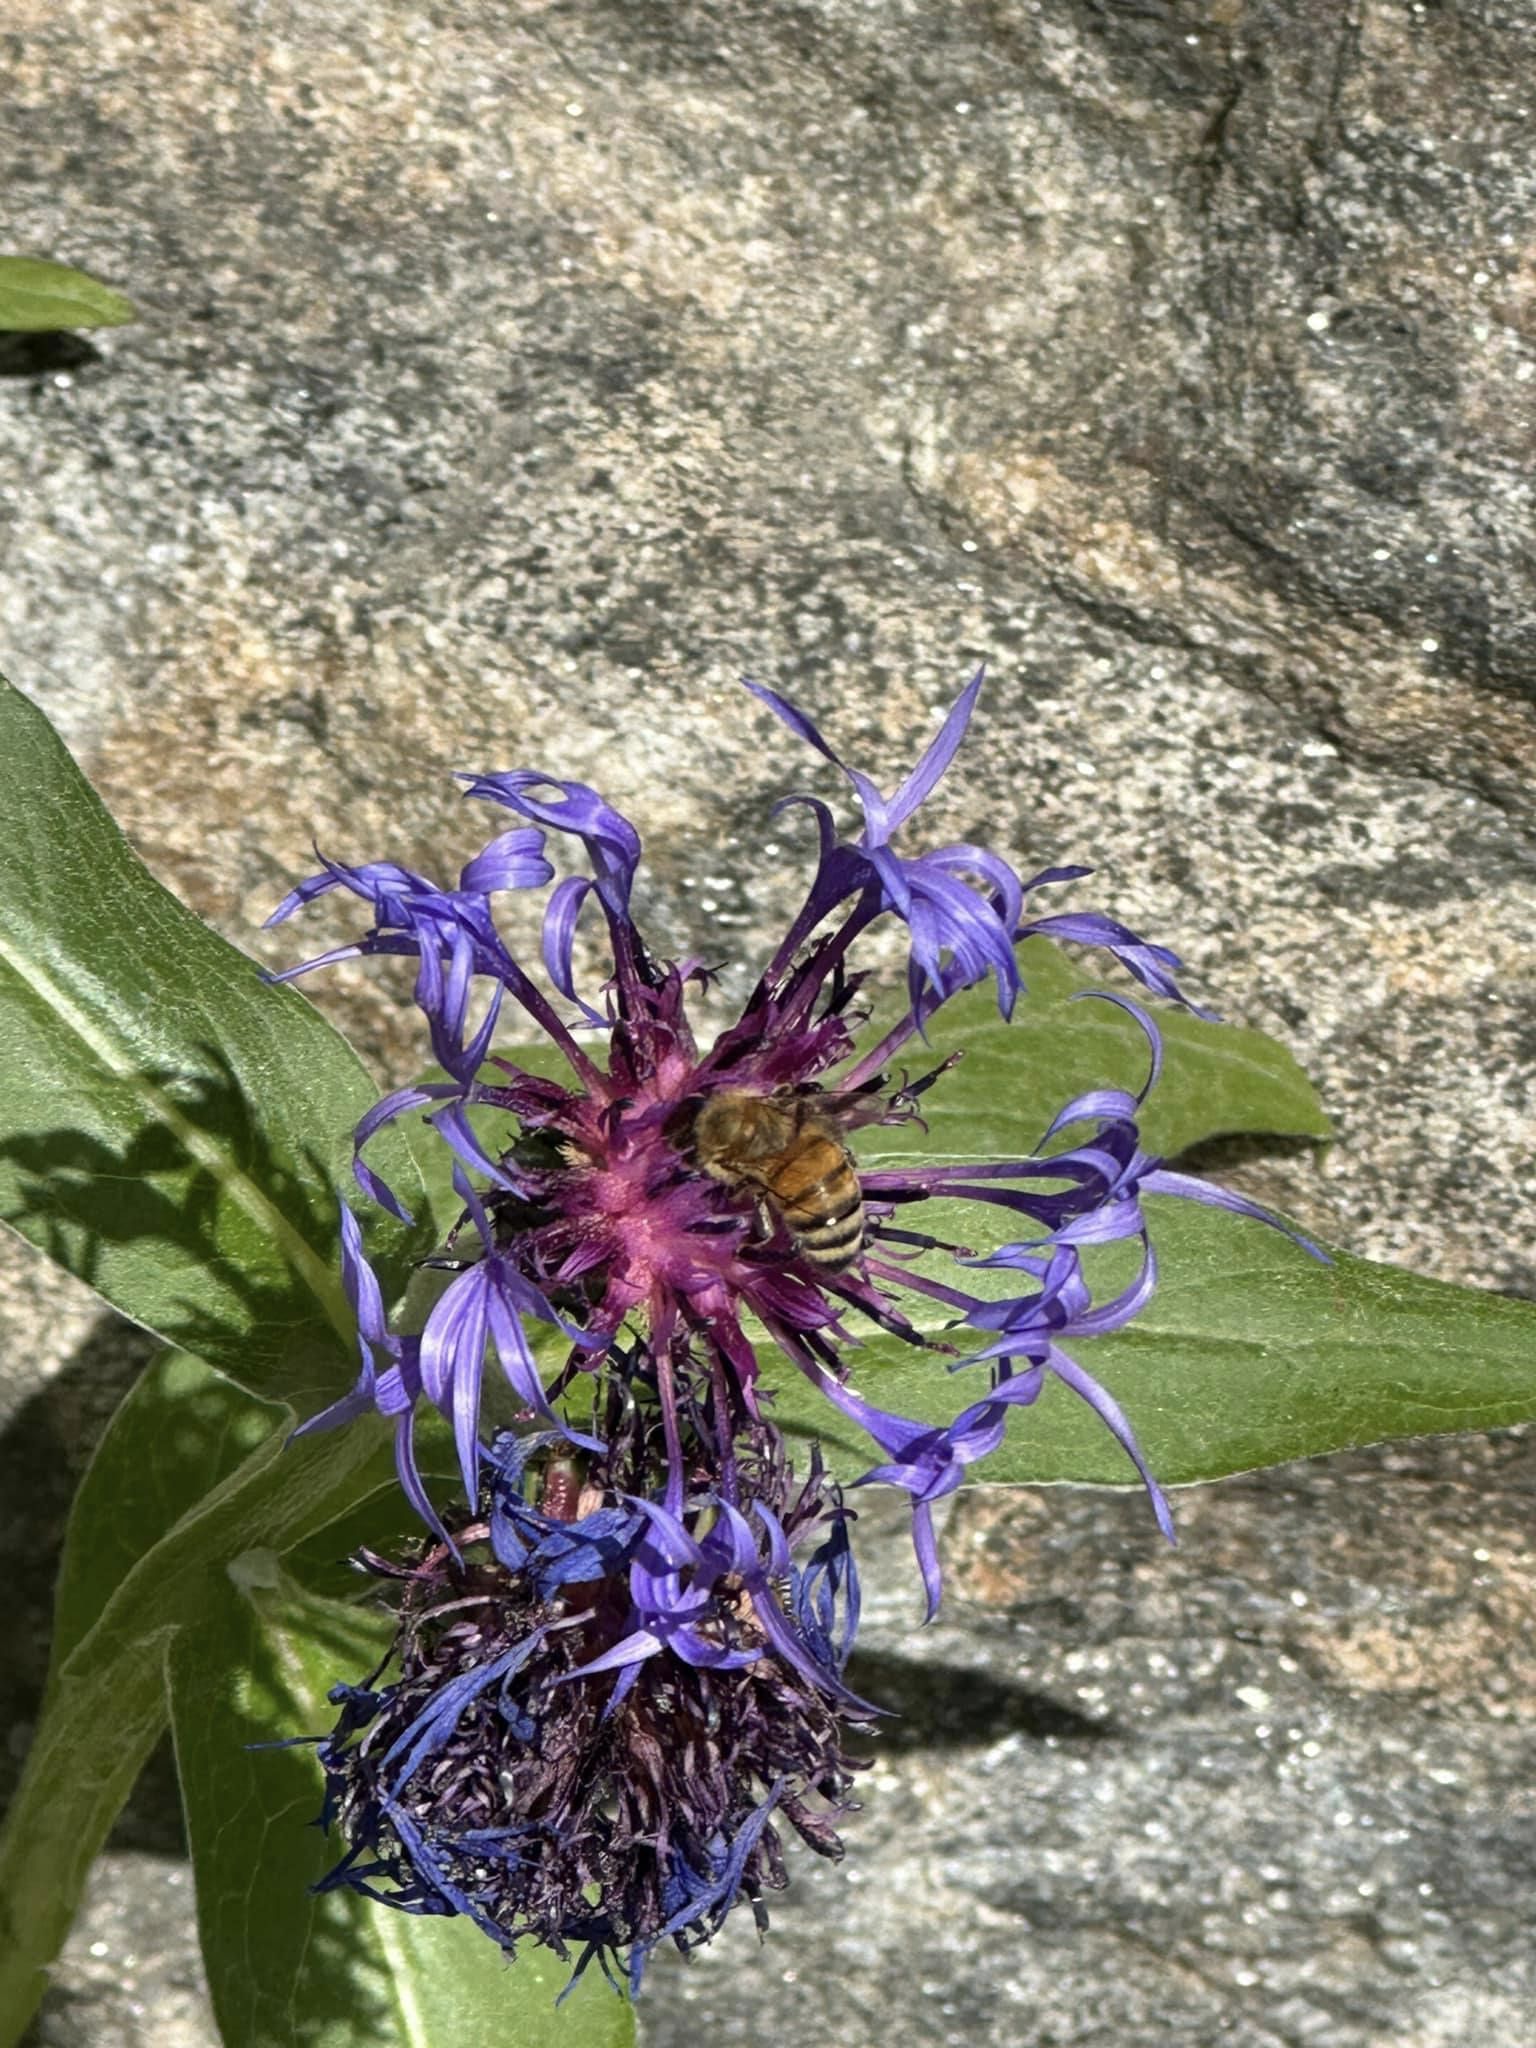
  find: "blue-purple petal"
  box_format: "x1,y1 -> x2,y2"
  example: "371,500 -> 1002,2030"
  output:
458,827 -> 554,895
741,679 -> 891,840
541,874 -> 606,1020
882,667 -> 985,834
461,771 -> 641,917
1020,909 -> 1215,1017
1043,1342 -> 1176,1543
1140,1168 -> 1332,1261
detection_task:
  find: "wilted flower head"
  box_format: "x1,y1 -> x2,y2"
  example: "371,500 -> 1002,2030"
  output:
272,671 -> 1321,1985
315,1418 -> 867,1991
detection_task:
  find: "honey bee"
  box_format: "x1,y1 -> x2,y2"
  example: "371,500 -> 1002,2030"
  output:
693,1088 -> 866,1273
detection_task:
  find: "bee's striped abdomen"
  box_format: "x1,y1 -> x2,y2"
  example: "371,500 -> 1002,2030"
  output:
771,1132 -> 865,1271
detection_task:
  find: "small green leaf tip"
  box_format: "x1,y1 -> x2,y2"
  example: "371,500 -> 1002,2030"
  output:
0,256 -> 136,332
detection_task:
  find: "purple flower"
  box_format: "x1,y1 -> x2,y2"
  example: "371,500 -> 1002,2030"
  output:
266,836 -> 554,1084
744,671 -> 1211,1023
1017,904 -> 1213,1015
458,770 -> 644,1008
276,668 -> 1325,1982
745,669 -> 1029,1017
486,1429 -> 640,1594
419,1171 -> 607,1503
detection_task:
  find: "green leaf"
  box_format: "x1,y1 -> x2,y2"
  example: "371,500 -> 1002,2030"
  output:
858,939 -> 1330,1164
0,255 -> 135,330
0,683 -> 442,2032
0,673 -> 426,1411
4,1345 -> 627,2048
0,1368 -> 392,2048
0,1622 -> 172,2048
169,1557 -> 634,2048
758,1195 -> 1536,1489
47,1349 -> 281,1682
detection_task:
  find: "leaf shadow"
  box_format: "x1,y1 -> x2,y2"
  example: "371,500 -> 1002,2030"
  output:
1169,1131 -> 1324,1172
0,1040 -> 390,1407
0,1037 -> 392,1865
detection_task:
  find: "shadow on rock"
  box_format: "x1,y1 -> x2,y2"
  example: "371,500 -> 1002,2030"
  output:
845,1647 -> 1117,1753
0,332 -> 103,378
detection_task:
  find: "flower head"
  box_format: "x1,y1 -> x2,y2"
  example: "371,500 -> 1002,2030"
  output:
314,1427 -> 869,1992
274,671 -> 1323,1981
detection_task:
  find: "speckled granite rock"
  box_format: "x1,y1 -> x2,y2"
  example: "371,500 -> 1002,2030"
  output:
641,1450 -> 1536,2048
2,1 -> 1534,2044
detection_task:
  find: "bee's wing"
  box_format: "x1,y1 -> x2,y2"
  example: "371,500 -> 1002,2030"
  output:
804,1084 -> 888,1131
